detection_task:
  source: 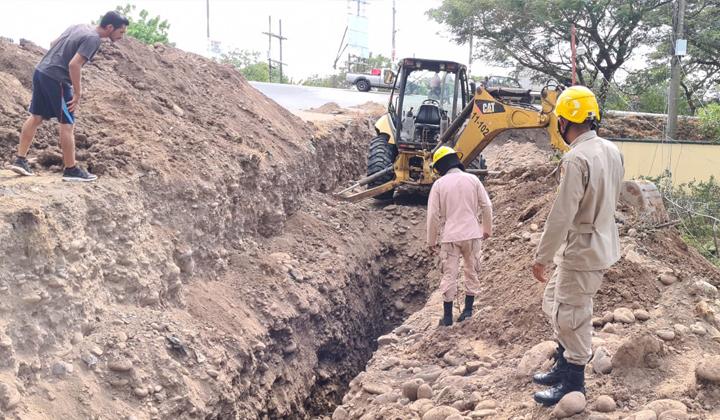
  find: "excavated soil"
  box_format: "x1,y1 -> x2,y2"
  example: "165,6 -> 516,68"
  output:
1,36 -> 720,420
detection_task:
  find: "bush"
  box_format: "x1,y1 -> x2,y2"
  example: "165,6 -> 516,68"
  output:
698,103 -> 720,143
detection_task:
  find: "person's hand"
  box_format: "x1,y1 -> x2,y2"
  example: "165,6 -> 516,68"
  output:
532,262 -> 547,283
482,232 -> 490,240
67,94 -> 81,112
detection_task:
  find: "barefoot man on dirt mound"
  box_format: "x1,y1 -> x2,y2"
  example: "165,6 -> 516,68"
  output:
531,86 -> 624,406
427,146 -> 493,327
8,11 -> 128,182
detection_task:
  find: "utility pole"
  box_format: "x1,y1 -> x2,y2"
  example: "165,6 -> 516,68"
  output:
571,24 -> 577,85
206,0 -> 210,39
666,0 -> 686,141
391,0 -> 396,63
468,31 -> 473,71
262,16 -> 288,83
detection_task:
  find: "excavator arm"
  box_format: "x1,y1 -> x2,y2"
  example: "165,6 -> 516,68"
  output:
446,85 -> 568,166
335,85 -> 568,202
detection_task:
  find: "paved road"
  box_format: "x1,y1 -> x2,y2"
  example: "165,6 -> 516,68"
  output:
250,81 -> 389,112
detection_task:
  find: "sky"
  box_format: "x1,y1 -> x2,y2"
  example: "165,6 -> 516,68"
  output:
0,0 -> 510,81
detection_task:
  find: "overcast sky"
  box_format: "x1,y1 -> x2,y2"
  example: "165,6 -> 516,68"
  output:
0,0 -> 510,80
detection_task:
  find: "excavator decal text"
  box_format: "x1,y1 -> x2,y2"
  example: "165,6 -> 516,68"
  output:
471,112 -> 490,136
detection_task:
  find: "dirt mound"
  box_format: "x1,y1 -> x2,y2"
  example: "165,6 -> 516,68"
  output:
603,113 -> 703,142
0,37 -> 312,178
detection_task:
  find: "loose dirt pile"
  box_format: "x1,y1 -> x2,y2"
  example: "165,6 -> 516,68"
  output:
602,113 -> 703,142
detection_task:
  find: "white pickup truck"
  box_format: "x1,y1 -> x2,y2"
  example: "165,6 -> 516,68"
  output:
346,68 -> 396,92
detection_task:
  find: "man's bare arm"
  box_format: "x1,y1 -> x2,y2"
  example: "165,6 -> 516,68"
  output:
67,53 -> 87,113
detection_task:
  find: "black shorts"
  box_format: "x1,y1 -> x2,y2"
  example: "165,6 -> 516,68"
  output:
28,69 -> 75,124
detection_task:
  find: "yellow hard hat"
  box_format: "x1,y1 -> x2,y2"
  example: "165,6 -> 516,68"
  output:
432,146 -> 462,166
554,85 -> 601,124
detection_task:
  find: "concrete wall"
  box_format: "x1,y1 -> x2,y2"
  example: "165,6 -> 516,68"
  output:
612,140 -> 720,185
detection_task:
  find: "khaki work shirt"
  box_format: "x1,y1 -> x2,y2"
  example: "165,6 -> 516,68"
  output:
535,131 -> 625,271
427,168 -> 493,247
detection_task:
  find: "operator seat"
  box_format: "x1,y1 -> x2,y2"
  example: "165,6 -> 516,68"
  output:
413,103 -> 442,144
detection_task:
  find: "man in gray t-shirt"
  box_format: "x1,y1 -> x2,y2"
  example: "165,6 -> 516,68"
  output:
8,11 -> 128,182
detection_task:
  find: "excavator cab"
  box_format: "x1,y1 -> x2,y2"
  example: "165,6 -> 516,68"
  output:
391,59 -> 471,152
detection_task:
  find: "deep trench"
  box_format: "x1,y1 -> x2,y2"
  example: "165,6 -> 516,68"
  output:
301,201 -> 433,418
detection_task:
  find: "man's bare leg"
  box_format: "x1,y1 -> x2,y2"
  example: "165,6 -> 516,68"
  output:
59,123 -> 76,168
17,115 -> 44,157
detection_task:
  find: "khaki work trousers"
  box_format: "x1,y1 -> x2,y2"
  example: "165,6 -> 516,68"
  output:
439,239 -> 483,302
542,266 -> 604,365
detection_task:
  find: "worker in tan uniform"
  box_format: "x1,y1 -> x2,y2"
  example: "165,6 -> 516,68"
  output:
427,146 -> 493,327
531,86 -> 624,406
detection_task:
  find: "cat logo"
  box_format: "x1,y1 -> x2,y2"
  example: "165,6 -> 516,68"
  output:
475,100 -> 505,114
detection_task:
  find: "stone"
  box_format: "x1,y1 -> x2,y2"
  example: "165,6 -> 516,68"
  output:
633,410 -> 658,420
643,400 -> 687,416
692,280 -> 718,297
602,311 -> 615,324
71,332 -> 84,345
633,309 -> 651,321
695,355 -> 720,383
690,323 -> 707,335
402,379 -> 423,401
332,406 -> 349,420
363,383 -> 391,395
133,387 -> 149,398
593,395 -> 617,412
207,369 -> 220,378
108,359 -> 133,372
475,400 -> 497,410
656,329 -> 676,341
52,361 -> 71,376
658,273 -> 677,285
446,415 -> 464,420
551,391 -> 586,418
469,410 -> 497,418
417,384 -> 433,400
451,366 -> 467,376
593,356 -> 613,374
614,308 -> 636,324
602,323 -> 618,334
377,334 -> 398,347
0,382 -> 21,410
422,406 -> 461,420
415,368 -> 443,383
374,391 -> 401,404
466,361 -> 482,373
516,340 -> 556,377
90,346 -> 104,356
81,353 -> 98,368
658,411 -> 688,420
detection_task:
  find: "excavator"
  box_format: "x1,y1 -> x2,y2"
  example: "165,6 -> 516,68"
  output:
335,58 -> 569,201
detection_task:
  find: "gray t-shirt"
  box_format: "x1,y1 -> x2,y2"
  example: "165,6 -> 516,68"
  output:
36,24 -> 102,85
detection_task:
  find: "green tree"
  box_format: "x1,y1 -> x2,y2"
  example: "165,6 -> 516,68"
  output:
220,49 -> 289,83
98,4 -> 172,45
428,0 -> 671,107
698,103 -> 720,142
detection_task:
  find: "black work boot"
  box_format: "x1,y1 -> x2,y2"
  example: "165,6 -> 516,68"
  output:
438,301 -> 453,326
533,343 -> 567,385
457,295 -> 475,322
533,362 -> 586,406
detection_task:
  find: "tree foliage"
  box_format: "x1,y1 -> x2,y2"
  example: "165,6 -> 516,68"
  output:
219,49 -> 289,83
428,0 -> 671,107
698,103 -> 720,142
102,4 -> 172,45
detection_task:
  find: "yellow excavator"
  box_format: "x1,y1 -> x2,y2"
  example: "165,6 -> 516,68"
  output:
335,58 -> 569,201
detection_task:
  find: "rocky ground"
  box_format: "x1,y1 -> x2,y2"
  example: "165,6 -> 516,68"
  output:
0,36 -> 719,420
